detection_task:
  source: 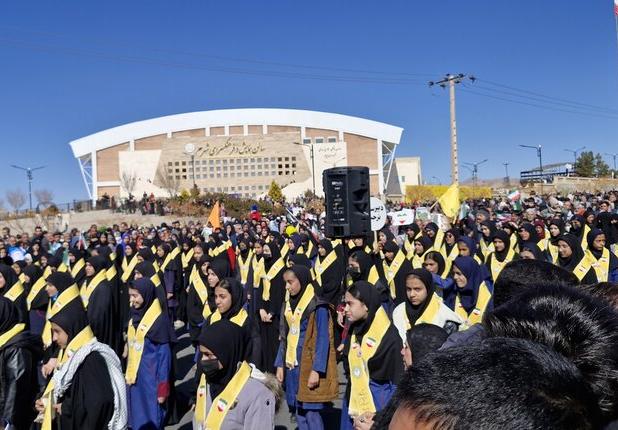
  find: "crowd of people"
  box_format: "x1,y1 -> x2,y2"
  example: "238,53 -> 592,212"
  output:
0,189 -> 618,429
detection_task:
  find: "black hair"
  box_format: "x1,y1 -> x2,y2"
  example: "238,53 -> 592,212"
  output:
492,259 -> 578,307
406,324 -> 448,363
484,285 -> 618,420
580,282 -> 618,310
392,338 -> 601,429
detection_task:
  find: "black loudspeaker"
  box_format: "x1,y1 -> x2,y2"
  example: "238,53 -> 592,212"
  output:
323,166 -> 371,238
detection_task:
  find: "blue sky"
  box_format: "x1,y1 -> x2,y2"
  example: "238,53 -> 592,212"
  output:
1,1 -> 617,204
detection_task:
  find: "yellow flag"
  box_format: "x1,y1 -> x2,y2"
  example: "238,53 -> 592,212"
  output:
208,201 -> 221,229
437,183 -> 460,219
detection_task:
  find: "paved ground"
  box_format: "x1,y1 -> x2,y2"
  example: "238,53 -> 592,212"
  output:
166,329 -> 345,430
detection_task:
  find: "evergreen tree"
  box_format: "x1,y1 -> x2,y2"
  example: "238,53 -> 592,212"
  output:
268,180 -> 284,202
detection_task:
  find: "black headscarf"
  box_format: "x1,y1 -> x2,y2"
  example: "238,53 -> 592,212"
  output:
404,269 -> 436,325
0,295 -> 19,334
288,254 -> 312,268
23,264 -> 43,287
480,220 -> 497,243
137,247 -> 155,263
49,295 -> 89,343
587,228 -> 607,255
444,228 -> 460,253
492,230 -> 511,262
424,251 -> 446,278
198,319 -> 246,399
423,222 -> 440,246
318,239 -> 333,258
218,278 -> 245,320
129,277 -> 171,344
518,223 -> 539,247
47,271 -> 76,295
557,234 -> 586,272
519,242 -> 545,260
287,265 -> 312,313
0,264 -> 19,292
349,281 -> 383,338
87,255 -> 107,276
548,218 -> 565,244
382,241 -> 400,259
350,251 -> 376,282
135,261 -> 157,279
263,241 -> 282,271
570,215 -> 586,238
209,258 -> 231,282
414,236 -> 433,255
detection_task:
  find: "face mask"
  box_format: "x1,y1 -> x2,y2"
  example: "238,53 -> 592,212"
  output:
347,266 -> 361,281
198,358 -> 222,379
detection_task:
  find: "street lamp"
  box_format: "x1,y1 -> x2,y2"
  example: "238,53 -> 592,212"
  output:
291,141 -> 316,195
184,143 -> 197,189
10,164 -> 46,211
520,145 -> 543,192
503,162 -> 510,187
431,176 -> 440,185
564,146 -> 586,167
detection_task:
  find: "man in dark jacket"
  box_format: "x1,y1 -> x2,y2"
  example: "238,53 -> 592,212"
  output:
0,296 -> 43,429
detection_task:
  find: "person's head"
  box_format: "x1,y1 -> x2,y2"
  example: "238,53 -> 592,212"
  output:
283,266 -> 312,297
484,285 -> 618,420
456,237 -> 477,258
317,239 -> 333,258
128,277 -> 156,310
0,264 -> 17,290
587,229 -> 606,252
405,269 -> 433,306
422,251 -> 444,275
49,297 -> 89,350
262,243 -> 272,259
579,282 -> 618,311
557,236 -> 576,259
344,281 -> 380,324
401,324 -> 448,368
45,271 -> 75,298
193,244 -> 205,261
390,338 -> 601,430
198,319 -> 247,389
207,259 -> 230,288
213,278 -> 243,316
382,241 -> 399,261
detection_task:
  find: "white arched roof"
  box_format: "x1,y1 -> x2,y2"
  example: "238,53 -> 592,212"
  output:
69,108 -> 403,157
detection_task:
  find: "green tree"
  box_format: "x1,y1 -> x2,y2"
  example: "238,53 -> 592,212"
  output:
594,154 -> 610,177
575,151 -> 595,177
268,180 -> 284,202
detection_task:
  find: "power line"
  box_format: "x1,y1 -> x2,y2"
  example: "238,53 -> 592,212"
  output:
459,85 -> 618,120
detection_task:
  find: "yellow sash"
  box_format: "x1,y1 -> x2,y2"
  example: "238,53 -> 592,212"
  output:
126,299 -> 163,384
42,285 -> 80,347
382,250 -> 406,299
586,248 -> 611,282
304,240 -> 315,259
27,266 -> 52,310
441,244 -> 459,278
0,323 -> 25,347
280,243 -> 290,260
153,261 -> 160,273
209,308 -> 248,327
313,250 -> 337,286
110,252 -> 117,262
106,264 -> 117,281
209,241 -> 231,258
70,258 -> 85,279
57,263 -> 68,273
160,247 -> 180,272
348,307 -> 390,417
121,255 -> 140,283
284,285 -> 315,368
42,326 -> 95,430
151,245 -> 158,254
262,258 -> 285,301
237,250 -> 253,285
4,281 -> 24,302
200,361 -> 252,430
403,293 -> 445,331
572,254 -> 593,281
581,224 -> 591,251
480,240 -> 494,259
455,282 -> 492,329
433,229 -> 445,251
403,239 -> 415,259
252,257 -> 264,289
18,273 -> 26,283
412,250 -> 429,269
547,241 -> 559,263
80,270 -> 107,308
489,247 -> 515,281
181,249 -> 195,269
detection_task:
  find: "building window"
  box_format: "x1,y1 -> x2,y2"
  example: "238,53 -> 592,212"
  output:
181,161 -> 187,166
292,163 -> 296,168
303,138 -> 311,144
175,161 -> 179,166
401,176 -> 406,182
284,157 -> 289,161
244,172 -> 249,177
216,159 -> 221,165
167,161 -> 173,166
327,136 -> 337,143
292,156 -> 296,161
223,159 -> 227,165
258,171 -> 262,176
315,137 -> 324,144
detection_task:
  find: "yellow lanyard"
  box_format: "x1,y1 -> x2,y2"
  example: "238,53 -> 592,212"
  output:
160,247 -> 180,272
348,307 -> 390,417
403,293 -> 442,330
70,258 -> 85,279
455,282 -> 492,329
121,255 -> 140,283
313,250 -> 337,286
284,285 -> 315,368
4,281 -> 24,302
126,299 -> 163,384
237,250 -> 254,285
80,270 -> 107,308
262,258 -> 285,301
0,323 -> 25,347
27,266 -> 52,310
181,249 -> 195,269
587,248 -> 610,282
209,308 -> 248,327
489,248 -> 515,281
382,250 -> 406,299
202,362 -> 252,430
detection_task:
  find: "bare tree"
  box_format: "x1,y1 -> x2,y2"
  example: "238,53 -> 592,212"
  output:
155,165 -> 180,197
120,170 -> 138,196
34,189 -> 54,206
6,189 -> 26,212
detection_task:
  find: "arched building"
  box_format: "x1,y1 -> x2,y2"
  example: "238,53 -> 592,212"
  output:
68,108 -> 404,202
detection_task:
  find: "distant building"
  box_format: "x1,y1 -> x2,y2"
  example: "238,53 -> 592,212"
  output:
68,108 -> 404,203
388,157 -> 422,199
520,162 -> 573,184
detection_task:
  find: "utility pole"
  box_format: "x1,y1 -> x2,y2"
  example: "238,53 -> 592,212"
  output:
429,74 -> 476,185
503,162 -> 510,187
605,152 -> 617,178
564,146 -> 586,169
463,159 -> 488,199
10,165 -> 46,211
